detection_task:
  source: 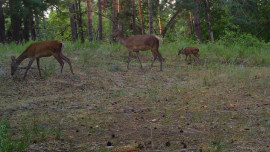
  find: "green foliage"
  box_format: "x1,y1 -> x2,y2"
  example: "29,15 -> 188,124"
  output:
0,118 -> 64,152
0,119 -> 27,152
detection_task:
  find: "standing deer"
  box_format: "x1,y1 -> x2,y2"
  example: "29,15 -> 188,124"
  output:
11,40 -> 74,79
111,28 -> 164,71
178,47 -> 199,63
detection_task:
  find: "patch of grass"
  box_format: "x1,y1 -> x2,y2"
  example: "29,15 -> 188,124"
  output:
112,89 -> 126,97
42,61 -> 56,78
54,128 -> 62,140
107,63 -> 121,72
0,118 -> 64,151
0,119 -> 27,152
211,139 -> 223,152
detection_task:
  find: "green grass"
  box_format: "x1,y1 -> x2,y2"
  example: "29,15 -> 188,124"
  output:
0,38 -> 269,151
1,38 -> 269,69
0,119 -> 27,152
0,118 -> 63,152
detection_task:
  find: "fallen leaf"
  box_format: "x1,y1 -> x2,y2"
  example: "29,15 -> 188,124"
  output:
230,103 -> 237,108
201,105 -> 207,109
180,116 -> 186,119
151,119 -> 159,122
254,73 -> 262,79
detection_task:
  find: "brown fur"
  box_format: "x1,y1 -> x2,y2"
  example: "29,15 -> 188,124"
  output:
111,28 -> 164,71
11,40 -> 74,79
178,47 -> 199,63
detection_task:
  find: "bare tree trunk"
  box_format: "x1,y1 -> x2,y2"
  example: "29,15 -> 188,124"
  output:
117,0 -> 120,13
35,15 -> 41,41
148,0 -> 153,34
187,11 -> 193,35
158,14 -> 162,35
29,11 -> 36,41
23,18 -> 30,42
161,9 -> 181,37
132,0 -> 136,35
112,0 -> 118,42
69,3 -> 77,42
98,0 -> 103,40
193,0 -> 202,43
10,0 -> 21,44
203,0 -> 214,42
0,1 -> 5,43
137,0 -> 145,34
86,0 -> 93,42
77,0 -> 84,43
112,0 -> 118,30
42,15 -> 48,40
158,3 -> 162,35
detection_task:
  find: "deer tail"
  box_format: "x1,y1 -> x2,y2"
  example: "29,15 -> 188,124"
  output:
154,35 -> 163,45
59,42 -> 65,53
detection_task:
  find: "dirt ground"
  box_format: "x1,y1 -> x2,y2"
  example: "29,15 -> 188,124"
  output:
0,53 -> 270,152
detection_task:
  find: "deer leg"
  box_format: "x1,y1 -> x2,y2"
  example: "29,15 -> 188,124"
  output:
185,55 -> 188,61
54,55 -> 64,73
23,59 -> 34,80
60,53 -> 74,74
193,54 -> 197,62
127,51 -> 132,70
157,52 -> 163,71
36,58 -> 42,77
136,52 -> 143,69
194,53 -> 199,61
151,51 -> 157,67
151,56 -> 157,67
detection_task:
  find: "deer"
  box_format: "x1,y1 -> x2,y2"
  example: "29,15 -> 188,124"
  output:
11,40 -> 74,79
178,47 -> 199,63
111,28 -> 164,71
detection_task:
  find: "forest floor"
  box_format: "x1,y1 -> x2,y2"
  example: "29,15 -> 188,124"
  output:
0,48 -> 270,152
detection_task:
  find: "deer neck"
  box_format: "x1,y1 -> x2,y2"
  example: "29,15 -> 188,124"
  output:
118,33 -> 127,46
15,52 -> 28,66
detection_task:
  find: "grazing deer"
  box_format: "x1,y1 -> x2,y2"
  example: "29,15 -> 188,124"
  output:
178,47 -> 199,63
11,40 -> 74,79
111,28 -> 164,71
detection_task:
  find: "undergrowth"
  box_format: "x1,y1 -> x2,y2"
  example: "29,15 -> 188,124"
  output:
0,38 -> 269,68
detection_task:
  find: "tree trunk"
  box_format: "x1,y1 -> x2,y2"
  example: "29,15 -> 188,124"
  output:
158,3 -> 162,35
187,11 -> 193,35
203,0 -> 214,42
148,0 -> 153,34
0,1 -> 5,43
43,15 -> 48,40
10,0 -> 21,44
77,0 -> 84,43
193,0 -> 202,43
112,0 -> 118,42
69,3 -> 78,42
30,11 -> 36,41
132,0 -> 136,35
137,0 -> 145,34
23,17 -> 30,42
117,0 -> 120,13
86,0 -> 93,42
98,0 -> 103,40
161,9 -> 181,37
35,15 -> 40,40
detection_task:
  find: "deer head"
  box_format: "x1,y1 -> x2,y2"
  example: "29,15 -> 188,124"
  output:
178,48 -> 184,55
11,56 -> 19,75
111,29 -> 123,38
111,25 -> 123,38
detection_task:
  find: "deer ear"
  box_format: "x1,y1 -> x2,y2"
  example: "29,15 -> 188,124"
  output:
11,56 -> 16,61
